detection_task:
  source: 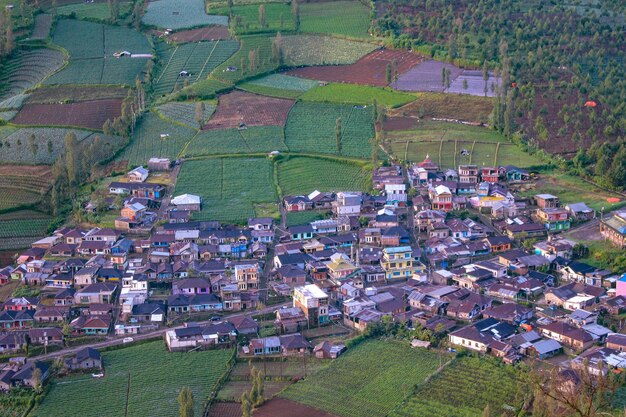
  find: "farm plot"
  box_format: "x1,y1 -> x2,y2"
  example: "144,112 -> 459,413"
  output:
0,94 -> 29,110
0,189 -> 43,213
56,1 -> 133,21
0,49 -> 65,100
300,84 -> 415,108
0,211 -> 52,242
446,70 -> 503,97
0,111 -> 16,121
45,20 -> 151,86
286,48 -> 422,87
239,74 -> 318,99
174,158 -> 277,223
0,127 -> 95,164
212,35 -> 275,84
30,13 -> 53,39
204,90 -> 294,129
389,356 -> 521,417
278,156 -> 371,196
216,380 -> 289,402
118,112 -> 197,167
281,35 -> 378,67
26,86 -> 128,104
143,0 -> 228,29
183,125 -> 287,156
285,102 -> 374,158
12,99 -> 122,130
255,399 -> 340,417
299,0 -> 372,39
32,342 -> 233,417
207,402 -> 242,417
168,26 -> 231,43
155,101 -> 216,128
212,3 -> 294,35
286,210 -> 328,226
281,339 -> 443,417
153,40 -> 239,96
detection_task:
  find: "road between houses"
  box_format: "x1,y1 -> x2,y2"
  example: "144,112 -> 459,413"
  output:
31,301 -> 291,362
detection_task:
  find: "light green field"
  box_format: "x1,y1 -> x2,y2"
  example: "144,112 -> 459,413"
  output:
281,35 -> 378,66
212,35 -> 277,84
32,342 -> 233,417
182,126 -> 287,157
239,74 -> 318,99
301,83 -> 416,108
174,157 -> 277,223
299,1 -> 372,39
213,3 -> 295,34
278,156 -> 372,196
56,2 -> 133,21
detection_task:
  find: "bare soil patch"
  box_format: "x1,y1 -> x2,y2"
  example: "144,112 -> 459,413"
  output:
286,49 -> 423,86
204,91 -> 294,129
207,402 -> 242,417
12,98 -> 122,130
253,398 -> 340,417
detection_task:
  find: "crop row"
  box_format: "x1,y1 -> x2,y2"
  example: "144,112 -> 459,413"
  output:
281,35 -> 377,67
142,0 -> 228,30
155,101 -> 216,129
0,218 -> 51,239
183,125 -> 287,157
0,49 -> 65,100
0,127 -> 92,165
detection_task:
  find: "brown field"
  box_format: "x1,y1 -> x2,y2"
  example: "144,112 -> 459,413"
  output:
253,398 -> 339,417
26,86 -> 128,104
0,165 -> 53,193
12,98 -> 122,130
286,49 -> 423,86
168,26 -> 231,42
204,91 -> 295,129
387,92 -> 494,125
207,402 -> 242,417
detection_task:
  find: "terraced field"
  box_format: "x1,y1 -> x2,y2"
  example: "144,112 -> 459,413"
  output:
143,0 -> 228,29
204,90 -> 294,129
212,3 -> 295,35
239,74 -> 318,99
183,125 -> 287,156
0,126 -> 93,164
212,35 -> 276,84
155,101 -> 216,128
0,49 -> 65,100
174,158 -> 277,223
153,40 -> 239,96
299,0 -> 372,38
281,35 -> 378,66
285,102 -> 375,158
56,1 -> 133,21
30,13 -> 53,39
278,156 -> 371,195
0,211 -> 53,250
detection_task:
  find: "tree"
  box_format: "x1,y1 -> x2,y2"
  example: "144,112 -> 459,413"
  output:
291,0 -> 299,29
240,392 -> 252,417
194,102 -> 205,128
227,0 -> 232,9
28,133 -> 38,156
462,78 -> 468,91
258,4 -> 266,28
64,132 -> 78,185
482,404 -> 490,417
386,62 -> 392,84
252,367 -> 264,407
272,32 -> 283,65
178,386 -> 194,417
5,10 -> 13,55
335,117 -> 342,154
32,366 -> 43,394
47,140 -> 53,153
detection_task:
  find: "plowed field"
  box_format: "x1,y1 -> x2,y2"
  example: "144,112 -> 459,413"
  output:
204,91 -> 294,129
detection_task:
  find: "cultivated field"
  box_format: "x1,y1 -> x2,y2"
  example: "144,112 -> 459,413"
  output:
0,94 -> 28,110
0,49 -> 65,99
119,112 -> 196,167
155,101 -> 216,128
0,211 -> 52,250
216,380 -> 289,402
386,121 -> 543,168
386,93 -> 494,126
300,84 -> 415,108
212,35 -> 276,84
143,0 -> 228,29
183,125 -> 287,156
45,20 -> 151,86
281,35 -> 378,67
299,1 -> 371,38
212,3 -> 295,35
30,13 -> 53,39
239,74 -> 318,99
204,90 -> 294,129
389,356 -> 521,417
32,342 -> 233,417
278,156 -> 372,196
0,126 -> 95,164
174,158 -> 277,223
287,48 -> 421,86
153,40 -> 239,96
0,166 -> 52,215
284,102 -> 375,158
168,26 -> 231,43
12,99 -> 122,130
207,402 -> 242,417
281,339 -> 443,417
26,86 -> 128,104
255,398 -> 339,417
56,1 -> 133,21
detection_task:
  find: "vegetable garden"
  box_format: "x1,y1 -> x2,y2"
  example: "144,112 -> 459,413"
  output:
281,35 -> 377,67
212,3 -> 295,35
0,127 -> 94,164
239,74 -> 318,99
299,0 -> 372,39
0,49 -> 65,100
300,84 -> 415,108
174,158 -> 277,223
142,0 -> 228,29
183,125 -> 287,157
32,342 -> 234,417
281,339 -> 443,417
155,101 -> 216,129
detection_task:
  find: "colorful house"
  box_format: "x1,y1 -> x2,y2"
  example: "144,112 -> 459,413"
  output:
381,246 -> 424,281
536,208 -> 571,232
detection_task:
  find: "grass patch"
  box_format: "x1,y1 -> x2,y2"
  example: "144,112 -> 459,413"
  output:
213,3 -> 294,35
388,92 -> 494,124
56,2 -> 133,21
238,73 -> 318,99
142,0 -> 228,29
299,1 -> 372,39
281,34 -> 377,66
301,83 -> 416,108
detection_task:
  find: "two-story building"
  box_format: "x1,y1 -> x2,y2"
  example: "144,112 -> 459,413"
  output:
429,185 -> 453,212
293,284 -> 329,326
536,208 -> 571,232
458,165 -> 479,184
234,263 -> 259,291
381,246 -> 423,281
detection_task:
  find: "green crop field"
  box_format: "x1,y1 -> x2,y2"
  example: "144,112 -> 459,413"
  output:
153,40 -> 239,96
281,35 -> 377,66
281,339 -> 444,417
0,189 -> 43,213
213,3 -> 294,35
179,78 -> 233,99
32,342 -> 233,417
0,94 -> 29,110
239,74 -> 318,99
183,126 -> 287,157
301,84 -> 416,108
212,35 -> 276,84
299,1 -> 372,38
278,156 -> 371,195
45,19 -> 151,86
30,13 -> 53,40
285,102 -> 375,158
0,49 -> 65,100
118,112 -> 197,167
155,101 -> 216,128
0,211 -> 52,247
56,2 -> 133,21
0,127 -> 96,164
390,356 -> 521,417
174,157 -> 277,222
143,0 -> 228,29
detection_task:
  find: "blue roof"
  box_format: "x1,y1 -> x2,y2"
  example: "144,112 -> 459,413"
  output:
385,246 -> 412,254
619,274 -> 626,282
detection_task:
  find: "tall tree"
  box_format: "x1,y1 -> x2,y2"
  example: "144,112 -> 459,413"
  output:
28,133 -> 38,156
178,386 -> 194,417
5,10 -> 13,55
386,63 -> 392,84
258,4 -> 266,28
291,0 -> 299,30
64,132 -> 78,185
194,102 -> 205,128
240,392 -> 252,417
32,366 -> 42,394
335,117 -> 342,154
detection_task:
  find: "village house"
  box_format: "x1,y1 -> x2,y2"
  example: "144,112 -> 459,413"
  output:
172,278 -> 211,295
381,246 -> 423,282
284,195 -> 313,212
71,315 -> 111,335
165,322 -> 237,352
325,253 -> 358,282
333,192 -> 361,216
534,194 -> 560,209
293,284 -> 329,326
458,165 -> 479,184
74,283 -> 118,305
28,327 -> 64,346
147,157 -> 171,171
109,182 -> 165,199
275,306 -> 308,333
128,166 -> 149,182
539,321 -> 594,351
429,185 -> 453,212
600,210 -> 626,248
65,347 -> 102,370
234,263 -> 259,291
535,208 -> 571,232
171,194 -> 201,212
